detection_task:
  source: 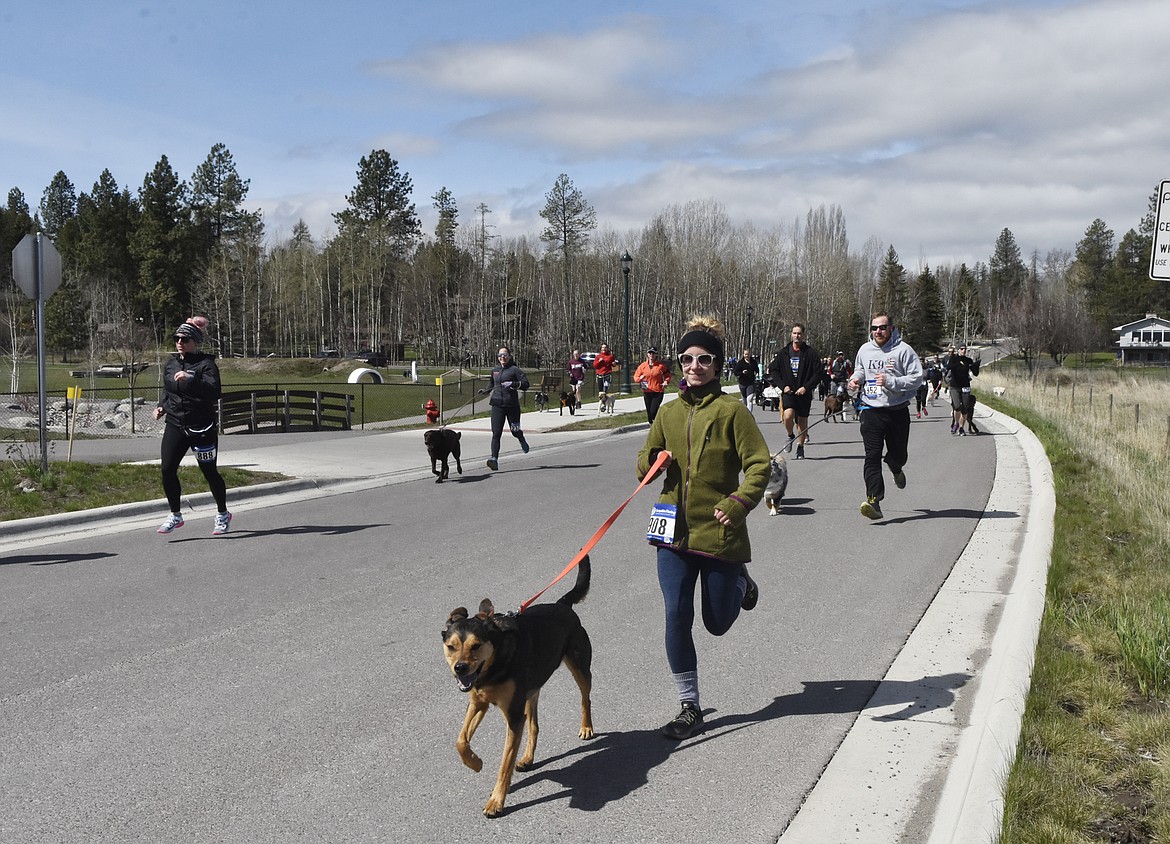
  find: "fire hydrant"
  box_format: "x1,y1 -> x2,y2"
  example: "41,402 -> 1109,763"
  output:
424,399 -> 440,424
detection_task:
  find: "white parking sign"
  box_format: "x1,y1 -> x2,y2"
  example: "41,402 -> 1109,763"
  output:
1151,179 -> 1170,281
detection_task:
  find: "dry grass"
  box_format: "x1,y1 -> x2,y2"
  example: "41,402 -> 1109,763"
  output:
988,364 -> 1170,843
983,367 -> 1170,547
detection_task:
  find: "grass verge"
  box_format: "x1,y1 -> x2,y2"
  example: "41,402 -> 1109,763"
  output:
1,453 -> 286,522
984,372 -> 1170,843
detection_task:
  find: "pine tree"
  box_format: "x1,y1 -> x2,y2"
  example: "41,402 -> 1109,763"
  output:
539,173 -> 596,344
1071,218 -> 1114,328
38,171 -> 77,239
951,263 -> 985,343
130,155 -> 193,327
331,150 -> 422,350
874,245 -> 908,327
906,264 -> 945,351
988,228 -> 1027,304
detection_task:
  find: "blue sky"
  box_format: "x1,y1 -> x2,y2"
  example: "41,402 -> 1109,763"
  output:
2,0 -> 1166,268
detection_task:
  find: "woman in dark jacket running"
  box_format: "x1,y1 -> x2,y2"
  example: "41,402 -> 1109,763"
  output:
151,316 -> 231,535
479,346 -> 531,470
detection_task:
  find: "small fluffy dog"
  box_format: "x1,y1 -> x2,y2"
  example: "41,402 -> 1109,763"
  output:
442,557 -> 594,817
534,391 -> 549,412
599,392 -> 616,413
763,451 -> 789,516
559,391 -> 578,416
424,428 -> 463,483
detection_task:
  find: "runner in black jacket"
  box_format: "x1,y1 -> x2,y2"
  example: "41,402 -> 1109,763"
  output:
151,317 -> 232,536
769,323 -> 821,459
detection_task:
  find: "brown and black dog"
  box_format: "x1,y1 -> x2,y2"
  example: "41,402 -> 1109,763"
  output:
559,391 -> 578,416
424,428 -> 463,482
823,394 -> 844,422
441,557 -> 594,817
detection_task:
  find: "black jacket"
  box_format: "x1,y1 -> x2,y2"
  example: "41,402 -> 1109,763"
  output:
769,342 -> 821,393
160,351 -> 222,429
732,357 -> 758,386
483,362 -> 530,409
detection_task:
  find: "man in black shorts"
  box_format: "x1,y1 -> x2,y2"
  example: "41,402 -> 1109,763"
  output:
770,323 -> 821,459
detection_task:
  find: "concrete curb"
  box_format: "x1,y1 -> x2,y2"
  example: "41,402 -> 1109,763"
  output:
0,479 -> 321,542
778,405 -> 1053,843
925,406 -> 1054,843
0,419 -> 653,544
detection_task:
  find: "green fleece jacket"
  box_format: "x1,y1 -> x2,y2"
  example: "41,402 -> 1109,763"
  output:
636,380 -> 771,563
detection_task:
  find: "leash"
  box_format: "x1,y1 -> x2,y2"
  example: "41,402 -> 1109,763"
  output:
519,449 -> 672,612
440,385 -> 490,428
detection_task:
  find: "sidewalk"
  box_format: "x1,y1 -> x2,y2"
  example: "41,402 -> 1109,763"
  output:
4,389 -> 1053,843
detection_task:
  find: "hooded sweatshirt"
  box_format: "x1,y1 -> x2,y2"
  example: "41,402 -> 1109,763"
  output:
850,328 -> 924,409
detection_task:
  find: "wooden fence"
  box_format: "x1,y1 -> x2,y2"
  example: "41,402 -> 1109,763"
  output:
219,389 -> 353,433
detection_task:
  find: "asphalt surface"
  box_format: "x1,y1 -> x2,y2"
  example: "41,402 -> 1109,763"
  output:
0,387 -> 1053,844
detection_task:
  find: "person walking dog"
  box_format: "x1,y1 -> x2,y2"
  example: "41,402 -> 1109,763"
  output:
636,315 -> 770,740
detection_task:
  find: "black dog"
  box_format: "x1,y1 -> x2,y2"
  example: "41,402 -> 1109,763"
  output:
424,428 -> 463,483
534,391 -> 549,412
442,557 -> 594,817
559,391 -> 577,416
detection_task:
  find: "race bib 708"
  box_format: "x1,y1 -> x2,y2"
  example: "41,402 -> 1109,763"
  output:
646,503 -> 677,544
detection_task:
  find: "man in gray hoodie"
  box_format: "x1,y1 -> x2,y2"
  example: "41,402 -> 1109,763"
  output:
847,312 -> 924,520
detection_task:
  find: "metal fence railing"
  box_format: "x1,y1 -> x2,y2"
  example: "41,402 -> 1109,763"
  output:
1,370 -> 605,439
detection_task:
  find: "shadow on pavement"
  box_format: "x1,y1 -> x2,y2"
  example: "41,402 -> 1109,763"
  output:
487,672 -> 972,816
1,551 -> 119,567
879,508 -> 1019,526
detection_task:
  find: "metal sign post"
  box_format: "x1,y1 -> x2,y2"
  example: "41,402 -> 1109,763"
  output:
11,232 -> 63,474
1151,179 -> 1170,282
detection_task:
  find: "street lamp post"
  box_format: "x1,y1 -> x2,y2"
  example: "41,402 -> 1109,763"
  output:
746,303 -> 754,352
621,251 -> 633,394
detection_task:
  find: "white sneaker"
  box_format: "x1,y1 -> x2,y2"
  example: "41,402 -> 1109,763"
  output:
212,512 -> 233,535
157,513 -> 185,534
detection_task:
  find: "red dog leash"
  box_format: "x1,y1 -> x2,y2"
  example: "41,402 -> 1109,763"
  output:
520,449 -> 672,612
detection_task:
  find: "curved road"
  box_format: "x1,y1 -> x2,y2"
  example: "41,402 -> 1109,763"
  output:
0,399 -> 1011,843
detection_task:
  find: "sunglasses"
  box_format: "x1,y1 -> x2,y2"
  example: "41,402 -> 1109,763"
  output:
497,353 -> 509,358
174,335 -> 193,342
679,353 -> 716,367
870,324 -> 891,332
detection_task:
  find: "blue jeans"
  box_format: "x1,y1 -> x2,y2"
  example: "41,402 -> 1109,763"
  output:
657,546 -> 745,674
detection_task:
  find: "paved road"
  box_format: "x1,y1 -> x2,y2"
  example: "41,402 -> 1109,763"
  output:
0,393 -> 1050,843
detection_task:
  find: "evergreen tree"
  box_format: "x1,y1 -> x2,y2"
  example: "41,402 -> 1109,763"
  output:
1071,218 -> 1115,327
540,173 -> 596,344
905,263 -> 945,351
1113,228 -> 1158,322
2,188 -> 33,253
76,170 -> 139,318
433,186 -> 458,248
190,143 -> 265,354
331,150 -> 422,349
874,245 -> 908,327
190,143 -> 260,246
951,263 -> 985,343
988,228 -> 1027,304
333,150 -> 420,249
38,171 -> 77,239
130,155 -> 193,327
